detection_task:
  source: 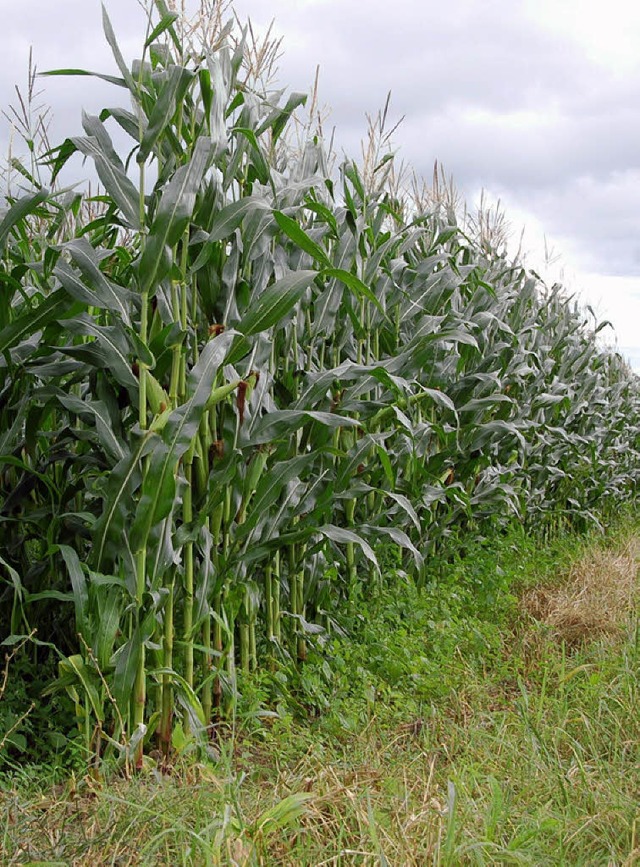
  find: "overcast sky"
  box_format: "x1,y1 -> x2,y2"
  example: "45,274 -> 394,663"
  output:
2,0 -> 639,369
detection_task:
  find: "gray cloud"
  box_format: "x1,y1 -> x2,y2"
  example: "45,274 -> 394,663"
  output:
0,1 -> 146,164
1,0 -> 639,356
233,0 -> 596,114
518,172 -> 640,276
228,0 -> 640,278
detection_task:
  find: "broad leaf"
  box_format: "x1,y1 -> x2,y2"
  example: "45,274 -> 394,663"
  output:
237,270 -> 317,336
0,189 -> 49,251
138,136 -> 212,294
0,289 -> 69,357
130,331 -> 234,551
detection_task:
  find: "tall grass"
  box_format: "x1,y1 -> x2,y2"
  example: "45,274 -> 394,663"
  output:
0,0 -> 638,766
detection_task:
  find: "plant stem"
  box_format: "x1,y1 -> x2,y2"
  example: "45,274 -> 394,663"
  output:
159,580 -> 174,758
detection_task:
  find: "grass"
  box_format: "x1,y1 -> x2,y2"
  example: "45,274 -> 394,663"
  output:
1,518 -> 639,865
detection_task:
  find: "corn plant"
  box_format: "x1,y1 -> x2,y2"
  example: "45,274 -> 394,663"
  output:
0,0 -> 638,767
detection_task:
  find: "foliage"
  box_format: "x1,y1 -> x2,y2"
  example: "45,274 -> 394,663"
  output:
0,645 -> 81,771
2,520 -> 638,865
0,0 -> 638,767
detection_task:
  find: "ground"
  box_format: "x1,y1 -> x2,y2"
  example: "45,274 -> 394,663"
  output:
1,524 -> 638,866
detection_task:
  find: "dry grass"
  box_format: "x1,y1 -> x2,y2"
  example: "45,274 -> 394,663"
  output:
522,536 -> 639,646
0,743 -> 450,866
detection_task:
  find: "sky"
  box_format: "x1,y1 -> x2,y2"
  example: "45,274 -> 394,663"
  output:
1,0 -> 639,370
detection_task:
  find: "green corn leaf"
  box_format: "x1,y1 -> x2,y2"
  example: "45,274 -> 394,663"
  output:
61,315 -> 138,391
434,327 -> 479,348
81,108 -> 129,171
318,525 -> 379,571
54,259 -> 108,310
594,319 -> 613,334
56,393 -> 125,463
137,64 -> 194,164
419,387 -> 457,414
232,127 -> 270,185
8,156 -> 39,188
0,397 -> 29,456
151,668 -> 206,727
112,631 -> 141,715
532,393 -> 568,410
130,331 -> 234,551
0,289 -> 69,357
253,792 -> 313,838
72,119 -> 141,229
207,52 -> 229,156
40,68 -> 127,88
0,189 -> 49,251
0,555 -> 24,635
469,420 -> 526,451
459,394 -> 513,413
362,524 -> 423,568
145,11 -> 180,47
145,517 -> 176,587
198,67 -> 213,120
304,200 -> 339,237
58,237 -> 134,322
321,267 -> 385,315
376,445 -> 396,488
0,455 -> 58,499
58,545 -> 88,639
432,226 -> 458,248
101,4 -> 137,93
41,137 -> 80,184
100,106 -> 142,141
343,161 -> 365,201
190,197 -> 270,272
129,439 -> 174,555
59,655 -> 104,722
274,210 -> 331,267
26,590 -> 73,604
248,409 -> 360,446
95,588 -> 122,671
240,454 -> 315,535
237,270 -> 317,336
127,329 -> 156,370
256,91 -> 307,144
383,490 -> 421,531
138,136 -> 212,294
92,430 -> 155,569
153,0 -> 183,51
334,436 -> 376,493
0,270 -> 21,329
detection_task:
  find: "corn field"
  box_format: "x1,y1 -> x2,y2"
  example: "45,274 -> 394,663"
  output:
1,2 -> 638,768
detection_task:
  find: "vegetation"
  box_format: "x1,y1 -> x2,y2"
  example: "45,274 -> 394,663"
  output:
0,0 -> 638,793
1,522 -> 638,864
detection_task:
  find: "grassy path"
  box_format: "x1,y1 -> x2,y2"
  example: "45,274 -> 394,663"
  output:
1,525 -> 639,865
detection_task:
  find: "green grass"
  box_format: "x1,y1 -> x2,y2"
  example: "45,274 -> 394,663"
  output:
1,518 -> 638,865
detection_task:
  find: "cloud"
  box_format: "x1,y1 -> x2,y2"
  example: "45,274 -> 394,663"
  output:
1,0 -> 638,362
228,0 -> 640,280
0,1 -> 146,163
525,173 -> 640,276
